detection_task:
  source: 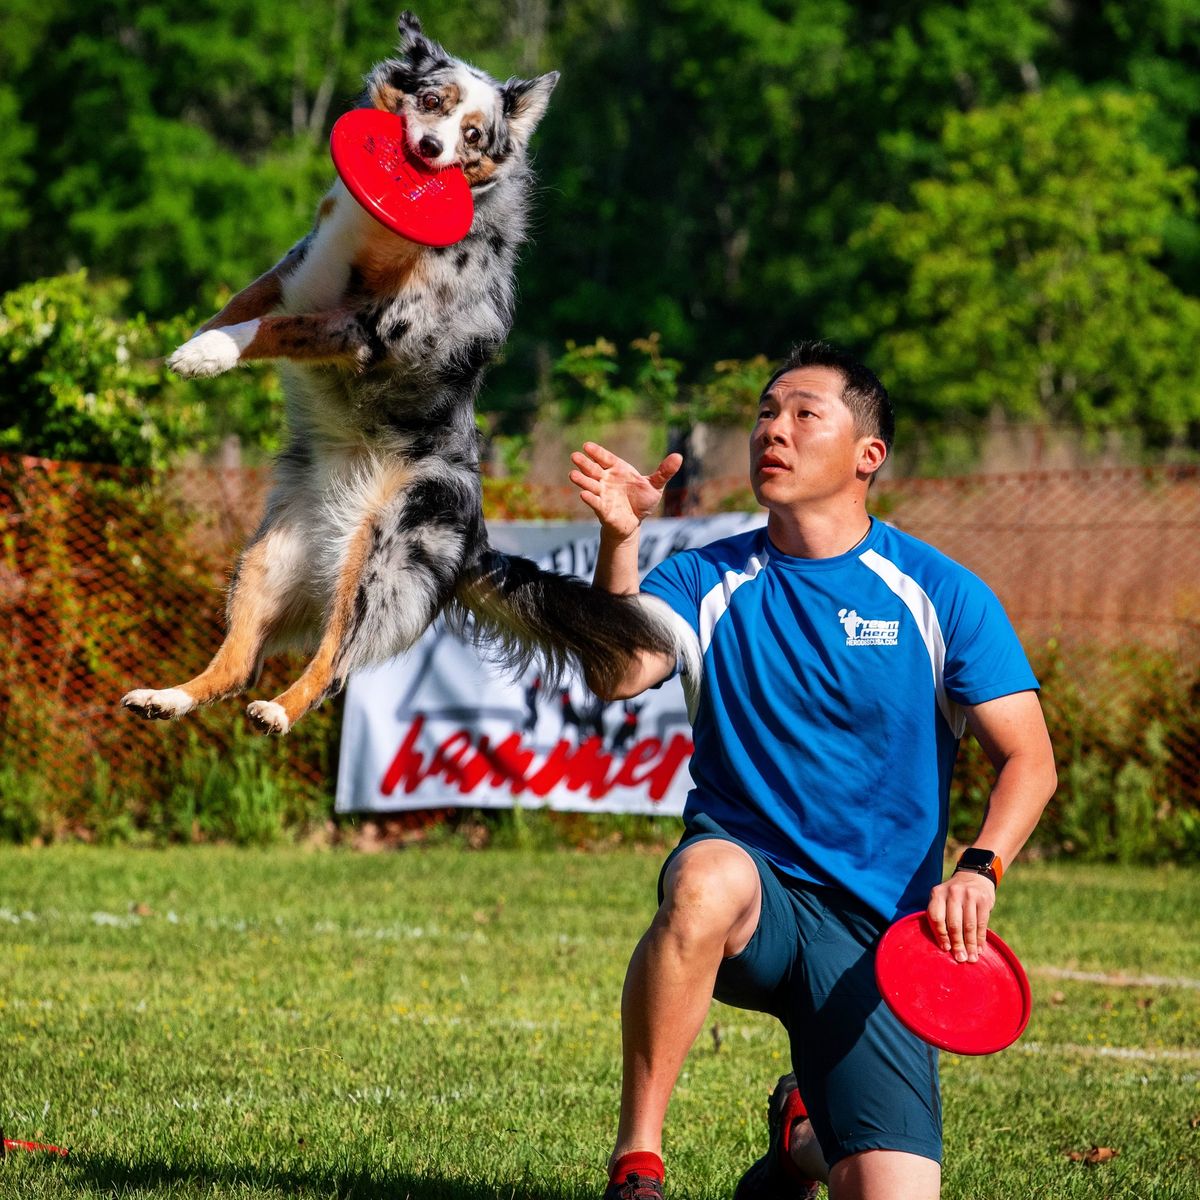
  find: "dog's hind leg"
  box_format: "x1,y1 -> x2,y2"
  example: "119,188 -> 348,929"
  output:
122,522 -> 315,721
246,470 -> 472,735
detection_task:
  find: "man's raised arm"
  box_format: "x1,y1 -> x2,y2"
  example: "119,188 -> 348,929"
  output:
569,441 -> 682,699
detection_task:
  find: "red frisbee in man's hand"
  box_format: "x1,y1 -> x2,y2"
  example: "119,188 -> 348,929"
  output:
875,912 -> 1032,1055
330,108 -> 474,246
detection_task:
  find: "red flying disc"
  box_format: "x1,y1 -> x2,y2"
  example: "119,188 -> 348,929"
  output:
2,1134 -> 69,1157
330,108 -> 474,246
874,911 -> 1032,1055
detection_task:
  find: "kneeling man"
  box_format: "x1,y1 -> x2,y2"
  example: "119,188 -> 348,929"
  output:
569,341 -> 1056,1200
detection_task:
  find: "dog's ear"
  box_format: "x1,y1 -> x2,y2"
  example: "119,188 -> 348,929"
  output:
368,12 -> 450,109
396,11 -> 423,42
367,58 -> 408,111
396,11 -> 448,66
502,72 -> 560,145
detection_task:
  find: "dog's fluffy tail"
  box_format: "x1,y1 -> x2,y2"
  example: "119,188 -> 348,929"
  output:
451,549 -> 683,696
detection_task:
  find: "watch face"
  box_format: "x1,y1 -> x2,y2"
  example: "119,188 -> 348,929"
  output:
960,848 -> 997,870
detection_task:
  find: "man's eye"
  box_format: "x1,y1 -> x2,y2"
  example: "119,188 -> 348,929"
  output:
464,126 -> 482,145
420,93 -> 441,111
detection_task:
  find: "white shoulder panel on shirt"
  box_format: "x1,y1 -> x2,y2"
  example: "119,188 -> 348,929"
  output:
859,548 -> 966,736
698,550 -> 769,657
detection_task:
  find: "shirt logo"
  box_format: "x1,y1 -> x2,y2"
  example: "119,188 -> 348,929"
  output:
837,607 -> 899,647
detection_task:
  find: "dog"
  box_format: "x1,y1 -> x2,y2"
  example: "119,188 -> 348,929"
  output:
121,12 -> 678,735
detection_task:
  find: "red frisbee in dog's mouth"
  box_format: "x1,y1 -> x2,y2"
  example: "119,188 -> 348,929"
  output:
874,911 -> 1032,1055
330,108 -> 474,246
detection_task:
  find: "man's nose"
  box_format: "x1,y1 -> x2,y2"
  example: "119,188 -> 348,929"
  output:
418,134 -> 442,158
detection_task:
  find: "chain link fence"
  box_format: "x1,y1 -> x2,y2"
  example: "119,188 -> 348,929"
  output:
2,454 -> 1197,852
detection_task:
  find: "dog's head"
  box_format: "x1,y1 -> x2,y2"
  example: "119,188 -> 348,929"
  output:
366,11 -> 559,188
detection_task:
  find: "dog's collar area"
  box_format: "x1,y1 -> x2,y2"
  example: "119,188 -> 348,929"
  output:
470,180 -> 499,197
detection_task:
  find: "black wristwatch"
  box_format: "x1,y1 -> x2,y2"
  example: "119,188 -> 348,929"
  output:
954,847 -> 1003,888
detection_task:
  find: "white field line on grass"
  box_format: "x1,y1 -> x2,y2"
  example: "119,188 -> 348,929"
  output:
376,1010 -> 1200,1062
1018,1041 -> 1200,1064
2,906 -> 618,945
1030,965 -> 1200,990
8,907 -> 1200,987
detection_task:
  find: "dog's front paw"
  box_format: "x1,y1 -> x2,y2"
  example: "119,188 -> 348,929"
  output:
247,700 -> 290,736
167,321 -> 260,378
122,687 -> 196,721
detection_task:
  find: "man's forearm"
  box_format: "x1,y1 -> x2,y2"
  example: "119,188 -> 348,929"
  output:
969,751 -> 1057,872
929,746 -> 1055,960
587,524 -> 676,699
593,527 -> 642,595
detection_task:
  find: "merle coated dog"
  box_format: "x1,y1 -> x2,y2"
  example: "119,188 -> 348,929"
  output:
122,12 -> 677,734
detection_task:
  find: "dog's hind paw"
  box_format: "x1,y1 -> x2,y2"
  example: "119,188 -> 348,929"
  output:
246,700 -> 290,736
167,321 -> 260,378
121,687 -> 196,720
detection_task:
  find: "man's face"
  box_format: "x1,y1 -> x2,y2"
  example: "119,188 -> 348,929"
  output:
749,366 -> 874,509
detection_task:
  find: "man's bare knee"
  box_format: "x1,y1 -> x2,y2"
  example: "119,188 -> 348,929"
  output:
829,1149 -> 940,1200
657,840 -> 761,957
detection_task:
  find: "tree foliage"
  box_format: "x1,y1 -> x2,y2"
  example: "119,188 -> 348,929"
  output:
854,90 -> 1200,456
0,272 -> 283,469
1,2 -> 1200,459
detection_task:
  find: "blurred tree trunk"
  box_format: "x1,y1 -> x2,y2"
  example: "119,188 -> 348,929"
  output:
293,0 -> 348,143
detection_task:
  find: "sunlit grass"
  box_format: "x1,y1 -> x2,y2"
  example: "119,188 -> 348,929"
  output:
0,846 -> 1197,1198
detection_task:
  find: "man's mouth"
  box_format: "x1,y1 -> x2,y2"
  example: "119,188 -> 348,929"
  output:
757,454 -> 789,474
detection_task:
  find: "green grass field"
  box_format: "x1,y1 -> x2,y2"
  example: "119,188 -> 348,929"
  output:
0,844 -> 1197,1199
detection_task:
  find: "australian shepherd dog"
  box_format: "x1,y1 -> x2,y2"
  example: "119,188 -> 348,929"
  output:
122,12 -> 677,735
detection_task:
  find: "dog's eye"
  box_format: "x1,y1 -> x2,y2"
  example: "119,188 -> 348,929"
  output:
420,93 -> 441,112
464,126 -> 482,146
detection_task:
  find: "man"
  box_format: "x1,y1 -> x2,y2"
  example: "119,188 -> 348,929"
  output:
568,342 -> 1056,1200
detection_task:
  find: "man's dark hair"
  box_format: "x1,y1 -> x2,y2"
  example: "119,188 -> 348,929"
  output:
764,340 -> 894,455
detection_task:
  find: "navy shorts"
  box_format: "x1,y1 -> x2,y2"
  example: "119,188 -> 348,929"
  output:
658,815 -> 942,1167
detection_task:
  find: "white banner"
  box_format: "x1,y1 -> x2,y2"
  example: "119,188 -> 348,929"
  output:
335,514 -> 765,815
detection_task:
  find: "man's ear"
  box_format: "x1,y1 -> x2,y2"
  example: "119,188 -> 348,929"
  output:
859,435 -> 888,482
502,72 -> 561,144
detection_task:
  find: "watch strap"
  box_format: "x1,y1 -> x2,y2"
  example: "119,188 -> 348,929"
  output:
954,851 -> 1004,888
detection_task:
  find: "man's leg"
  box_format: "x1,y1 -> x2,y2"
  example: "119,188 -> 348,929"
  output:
732,1072 -> 825,1200
787,1103 -> 830,1184
753,1106 -> 936,1200
787,895 -> 943,1200
610,839 -> 762,1165
828,1150 -> 940,1200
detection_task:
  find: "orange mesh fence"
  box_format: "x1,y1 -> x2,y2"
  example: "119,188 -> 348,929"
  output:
2,455 -> 1197,848
0,455 -> 333,839
872,468 -> 1200,844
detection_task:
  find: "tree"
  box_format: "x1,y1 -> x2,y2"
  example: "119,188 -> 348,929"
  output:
1,0 -> 523,317
4,1 -> 1200,434
850,89 -> 1200,460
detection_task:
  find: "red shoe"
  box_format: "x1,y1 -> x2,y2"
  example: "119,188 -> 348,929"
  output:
604,1151 -> 665,1200
732,1073 -> 820,1199
603,1172 -> 664,1200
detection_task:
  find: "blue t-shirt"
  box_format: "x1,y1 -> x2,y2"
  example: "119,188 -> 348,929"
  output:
639,518 -> 1038,921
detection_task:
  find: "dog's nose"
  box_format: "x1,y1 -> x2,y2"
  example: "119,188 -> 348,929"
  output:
418,135 -> 442,158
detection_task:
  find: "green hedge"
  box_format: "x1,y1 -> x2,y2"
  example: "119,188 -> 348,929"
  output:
2,641 -> 1197,861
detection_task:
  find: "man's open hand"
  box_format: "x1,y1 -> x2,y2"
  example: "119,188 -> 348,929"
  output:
926,871 -> 997,963
570,442 -> 682,537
